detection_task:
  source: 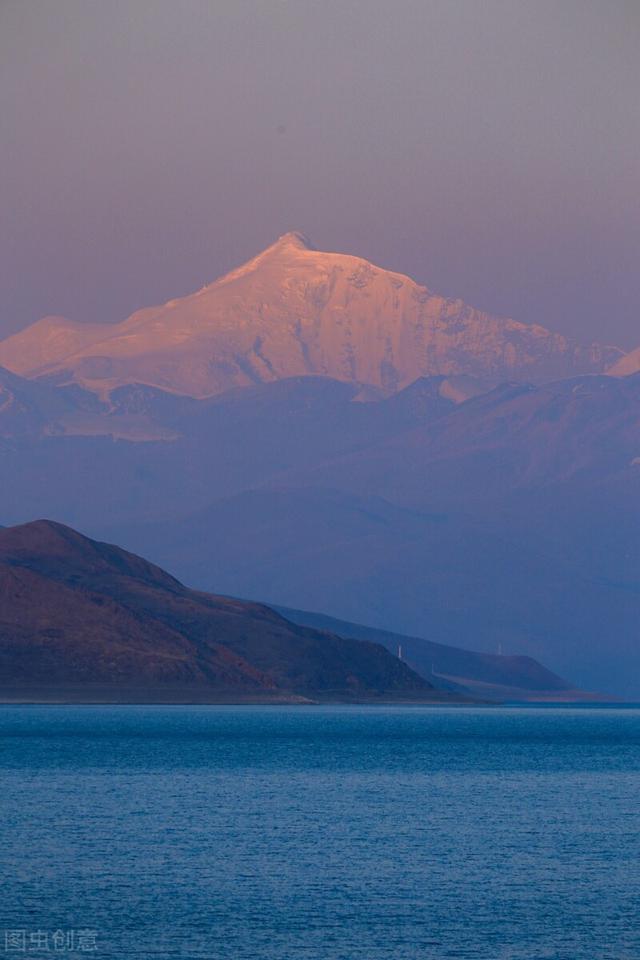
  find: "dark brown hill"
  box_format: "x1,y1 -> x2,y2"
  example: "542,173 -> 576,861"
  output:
0,520 -> 454,703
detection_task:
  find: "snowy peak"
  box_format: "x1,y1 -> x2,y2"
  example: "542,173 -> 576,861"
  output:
274,230 -> 316,251
609,346 -> 640,378
0,235 -> 623,398
245,230 -> 316,258
210,230 -> 316,289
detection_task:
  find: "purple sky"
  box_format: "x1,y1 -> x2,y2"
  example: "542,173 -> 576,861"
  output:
1,0 -> 638,347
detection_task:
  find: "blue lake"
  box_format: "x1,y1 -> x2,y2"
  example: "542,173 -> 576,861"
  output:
1,705 -> 639,959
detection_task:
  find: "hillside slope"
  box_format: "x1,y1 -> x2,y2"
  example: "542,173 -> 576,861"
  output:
276,607 -> 604,702
0,520 -> 451,703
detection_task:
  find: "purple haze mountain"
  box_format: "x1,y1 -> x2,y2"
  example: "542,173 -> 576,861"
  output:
0,368 -> 638,696
0,238 -> 637,697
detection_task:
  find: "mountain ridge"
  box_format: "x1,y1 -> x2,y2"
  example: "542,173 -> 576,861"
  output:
0,233 -> 623,397
274,605 -> 605,702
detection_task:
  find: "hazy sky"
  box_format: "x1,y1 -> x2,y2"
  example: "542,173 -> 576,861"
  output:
1,0 -> 638,347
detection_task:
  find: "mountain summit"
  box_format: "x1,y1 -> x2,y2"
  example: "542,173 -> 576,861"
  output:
0,234 -> 621,398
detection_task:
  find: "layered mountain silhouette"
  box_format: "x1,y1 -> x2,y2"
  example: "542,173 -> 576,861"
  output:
0,520 -> 456,703
1,370 -> 638,694
0,235 -> 637,698
0,365 -> 176,441
276,607 -> 600,703
90,373 -> 637,697
0,233 -> 622,396
0,520 -> 597,703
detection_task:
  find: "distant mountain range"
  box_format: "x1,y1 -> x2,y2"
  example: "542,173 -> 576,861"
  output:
0,233 -> 624,396
0,235 -> 637,697
0,371 -> 637,694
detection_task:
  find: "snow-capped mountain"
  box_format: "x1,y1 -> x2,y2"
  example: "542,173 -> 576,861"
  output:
0,232 -> 622,398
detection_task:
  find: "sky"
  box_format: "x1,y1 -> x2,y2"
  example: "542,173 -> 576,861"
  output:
1,0 -> 638,348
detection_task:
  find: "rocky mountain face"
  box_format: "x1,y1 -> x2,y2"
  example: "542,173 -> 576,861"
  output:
0,232 -> 622,397
0,520 -> 450,703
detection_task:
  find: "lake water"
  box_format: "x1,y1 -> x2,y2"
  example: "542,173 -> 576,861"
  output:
1,705 -> 639,959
